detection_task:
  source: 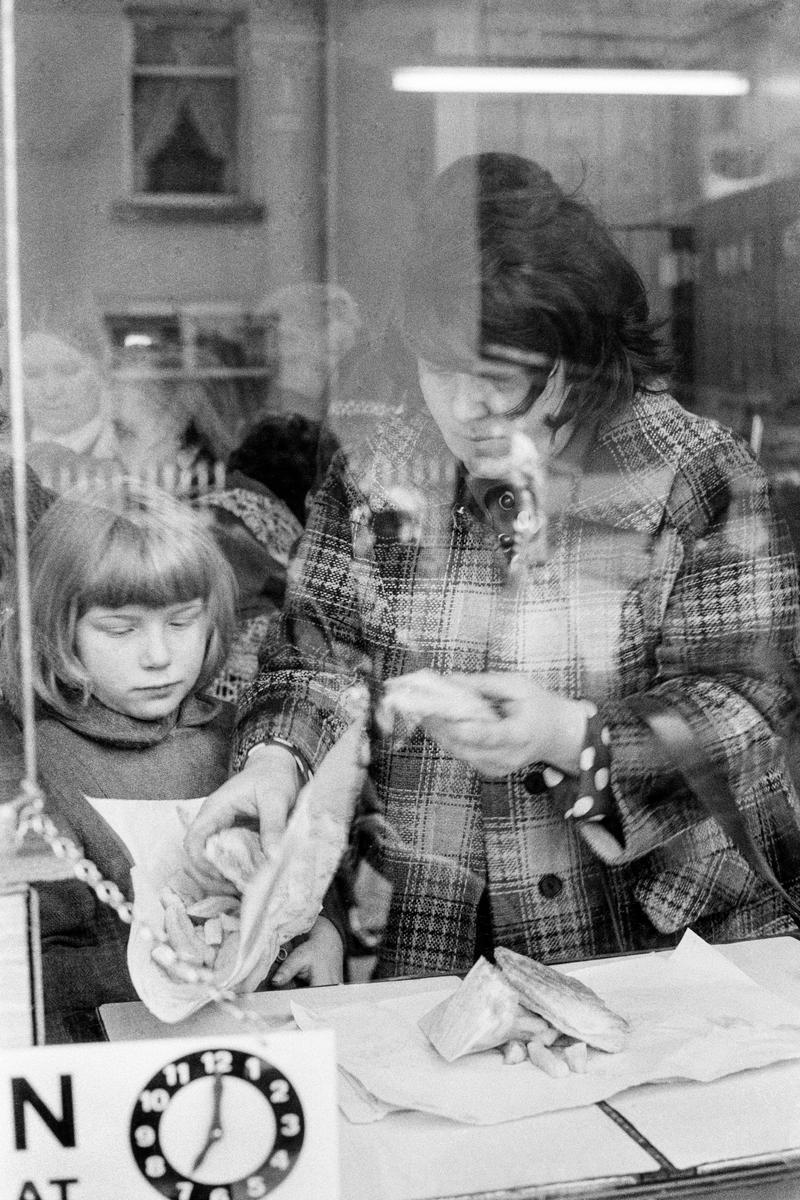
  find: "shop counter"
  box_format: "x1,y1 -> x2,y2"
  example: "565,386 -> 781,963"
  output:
100,936 -> 800,1200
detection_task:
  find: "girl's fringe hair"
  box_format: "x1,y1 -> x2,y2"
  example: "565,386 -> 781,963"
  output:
0,478 -> 237,717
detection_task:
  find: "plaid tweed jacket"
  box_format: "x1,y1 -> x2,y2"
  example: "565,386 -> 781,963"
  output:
235,387 -> 800,976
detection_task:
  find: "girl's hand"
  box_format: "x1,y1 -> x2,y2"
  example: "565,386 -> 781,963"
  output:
270,916 -> 345,988
421,672 -> 589,779
183,744 -> 301,890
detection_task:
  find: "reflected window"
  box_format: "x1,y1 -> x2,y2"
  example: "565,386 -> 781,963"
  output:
104,303 -> 277,463
105,305 -> 275,374
129,10 -> 243,198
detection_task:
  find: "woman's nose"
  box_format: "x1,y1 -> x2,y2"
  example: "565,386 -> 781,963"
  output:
451,375 -> 491,422
139,625 -> 171,668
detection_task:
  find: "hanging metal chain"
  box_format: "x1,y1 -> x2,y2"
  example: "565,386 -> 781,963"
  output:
13,781 -> 288,1039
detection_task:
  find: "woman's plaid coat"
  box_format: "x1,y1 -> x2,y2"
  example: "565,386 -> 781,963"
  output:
235,387 -> 800,976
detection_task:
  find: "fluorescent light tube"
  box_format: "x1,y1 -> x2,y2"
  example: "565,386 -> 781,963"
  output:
392,67 -> 750,96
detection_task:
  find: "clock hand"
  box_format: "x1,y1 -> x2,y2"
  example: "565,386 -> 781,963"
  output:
191,1071 -> 225,1172
210,1068 -> 224,1129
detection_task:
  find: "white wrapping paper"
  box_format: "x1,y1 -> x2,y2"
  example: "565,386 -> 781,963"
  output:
86,717 -> 367,1023
292,931 -> 800,1124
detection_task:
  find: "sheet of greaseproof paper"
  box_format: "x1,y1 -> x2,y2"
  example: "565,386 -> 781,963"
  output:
88,717 -> 366,1023
84,794 -> 205,879
607,933 -> 800,1170
608,1062 -> 800,1173
84,795 -> 278,1021
292,931 -> 800,1125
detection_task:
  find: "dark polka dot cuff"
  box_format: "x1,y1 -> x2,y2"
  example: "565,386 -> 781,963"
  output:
540,704 -> 614,824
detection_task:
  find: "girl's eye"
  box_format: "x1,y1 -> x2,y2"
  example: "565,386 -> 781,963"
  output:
103,625 -> 135,637
169,609 -> 203,628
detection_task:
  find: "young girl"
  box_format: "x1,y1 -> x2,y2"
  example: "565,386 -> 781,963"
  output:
0,481 -> 344,1041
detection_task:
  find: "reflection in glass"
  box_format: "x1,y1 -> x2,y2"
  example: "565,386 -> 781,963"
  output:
131,13 -> 240,197
3,1 -> 800,1052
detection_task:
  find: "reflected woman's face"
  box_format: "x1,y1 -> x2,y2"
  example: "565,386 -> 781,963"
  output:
417,353 -> 560,478
22,333 -> 103,436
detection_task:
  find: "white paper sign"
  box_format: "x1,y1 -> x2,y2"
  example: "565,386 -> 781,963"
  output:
1,1029 -> 339,1200
84,716 -> 367,1024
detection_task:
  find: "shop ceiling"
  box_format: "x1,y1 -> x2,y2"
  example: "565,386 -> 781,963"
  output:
353,0 -> 793,67
479,0 -> 783,44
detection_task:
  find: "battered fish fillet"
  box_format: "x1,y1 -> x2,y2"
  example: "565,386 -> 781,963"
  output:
495,945 -> 630,1053
418,957 -> 520,1061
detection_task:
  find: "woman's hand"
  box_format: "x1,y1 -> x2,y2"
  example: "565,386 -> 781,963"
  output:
270,916 -> 345,988
183,743 -> 302,890
420,672 -> 588,779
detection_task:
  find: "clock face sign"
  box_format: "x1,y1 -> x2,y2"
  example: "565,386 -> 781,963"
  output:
129,1047 -> 305,1199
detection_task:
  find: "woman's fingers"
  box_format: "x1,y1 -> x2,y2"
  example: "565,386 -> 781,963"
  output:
184,794 -> 242,868
182,853 -> 239,896
184,749 -> 298,876
183,776 -> 269,881
425,715 -> 499,749
449,671 -> 533,702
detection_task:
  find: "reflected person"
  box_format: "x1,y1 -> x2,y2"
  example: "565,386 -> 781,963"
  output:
186,152 -> 800,979
18,331 -> 123,487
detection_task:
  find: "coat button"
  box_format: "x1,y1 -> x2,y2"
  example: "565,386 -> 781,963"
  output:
498,489 -> 516,511
523,769 -> 547,795
538,874 -> 564,899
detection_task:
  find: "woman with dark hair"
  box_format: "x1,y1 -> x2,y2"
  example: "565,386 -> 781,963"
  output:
397,152 -> 671,429
186,153 -> 800,982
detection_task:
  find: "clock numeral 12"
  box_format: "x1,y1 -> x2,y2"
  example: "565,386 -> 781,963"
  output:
200,1050 -> 233,1075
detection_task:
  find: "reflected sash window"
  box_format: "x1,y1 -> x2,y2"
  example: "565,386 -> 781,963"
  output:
104,303 -> 277,466
129,9 -> 243,198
